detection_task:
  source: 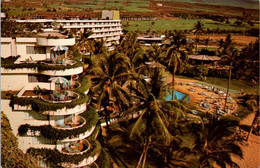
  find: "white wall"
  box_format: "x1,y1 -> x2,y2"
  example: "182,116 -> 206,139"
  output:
1,74 -> 28,91
1,43 -> 12,57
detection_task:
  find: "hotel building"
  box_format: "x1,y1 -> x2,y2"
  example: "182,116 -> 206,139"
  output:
1,33 -> 102,167
13,11 -> 123,50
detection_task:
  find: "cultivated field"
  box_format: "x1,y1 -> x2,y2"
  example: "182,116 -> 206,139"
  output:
2,0 -> 259,18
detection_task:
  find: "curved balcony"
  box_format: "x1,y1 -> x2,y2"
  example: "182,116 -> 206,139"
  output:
40,66 -> 83,76
61,152 -> 100,168
42,59 -> 77,66
37,38 -> 75,46
54,116 -> 86,130
60,125 -> 96,142
41,90 -> 80,104
60,139 -> 91,155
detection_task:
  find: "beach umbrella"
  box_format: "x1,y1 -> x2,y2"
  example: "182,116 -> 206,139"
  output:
49,76 -> 69,86
188,55 -> 221,61
50,45 -> 68,52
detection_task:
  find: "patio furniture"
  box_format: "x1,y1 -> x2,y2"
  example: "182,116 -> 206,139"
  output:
59,94 -> 65,101
57,119 -> 70,128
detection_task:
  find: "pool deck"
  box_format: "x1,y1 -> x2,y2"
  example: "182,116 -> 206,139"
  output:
169,78 -> 238,116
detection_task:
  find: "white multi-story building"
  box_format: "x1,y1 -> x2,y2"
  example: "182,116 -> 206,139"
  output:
13,11 -> 123,50
1,34 -> 101,167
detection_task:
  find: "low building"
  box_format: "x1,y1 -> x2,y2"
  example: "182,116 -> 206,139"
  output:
137,35 -> 165,46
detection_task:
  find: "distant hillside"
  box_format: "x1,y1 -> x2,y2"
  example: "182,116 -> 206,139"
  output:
158,0 -> 259,9
1,0 -> 259,18
1,112 -> 39,168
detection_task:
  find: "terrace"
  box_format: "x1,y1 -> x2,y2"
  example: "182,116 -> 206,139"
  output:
60,139 -> 91,155
55,115 -> 86,130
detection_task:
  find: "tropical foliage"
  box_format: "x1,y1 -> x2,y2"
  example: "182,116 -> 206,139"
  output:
1,112 -> 39,168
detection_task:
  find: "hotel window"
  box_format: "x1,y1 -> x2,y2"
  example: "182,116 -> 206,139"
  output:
35,47 -> 46,54
26,46 -> 35,54
26,46 -> 46,54
28,75 -> 49,82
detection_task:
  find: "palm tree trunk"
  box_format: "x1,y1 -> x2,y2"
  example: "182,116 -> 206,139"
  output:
136,137 -> 151,168
224,63 -> 232,112
136,147 -> 146,168
104,109 -> 110,136
141,138 -> 150,168
172,66 -> 175,100
246,111 -> 259,141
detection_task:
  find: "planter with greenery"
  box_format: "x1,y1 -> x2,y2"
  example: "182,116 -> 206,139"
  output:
27,139 -> 101,166
10,92 -> 89,113
18,106 -> 99,140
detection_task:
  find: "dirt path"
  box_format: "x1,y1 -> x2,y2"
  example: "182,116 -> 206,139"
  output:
232,112 -> 260,168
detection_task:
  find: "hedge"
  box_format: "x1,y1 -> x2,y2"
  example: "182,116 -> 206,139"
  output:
18,106 -> 99,140
27,139 -> 101,165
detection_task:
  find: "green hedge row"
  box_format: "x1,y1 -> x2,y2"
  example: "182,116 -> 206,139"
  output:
10,92 -> 88,112
18,106 -> 99,140
27,139 -> 101,165
75,76 -> 92,93
2,60 -> 84,71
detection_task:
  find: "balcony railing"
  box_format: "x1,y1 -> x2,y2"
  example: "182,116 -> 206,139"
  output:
41,90 -> 80,103
54,115 -> 86,130
60,139 -> 91,155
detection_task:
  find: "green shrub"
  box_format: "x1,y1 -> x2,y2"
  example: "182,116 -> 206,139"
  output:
27,139 -> 101,165
18,106 -> 99,140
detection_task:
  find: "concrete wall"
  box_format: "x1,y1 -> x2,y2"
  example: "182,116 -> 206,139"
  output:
1,74 -> 29,91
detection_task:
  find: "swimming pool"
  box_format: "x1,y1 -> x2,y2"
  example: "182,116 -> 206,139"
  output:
165,90 -> 190,102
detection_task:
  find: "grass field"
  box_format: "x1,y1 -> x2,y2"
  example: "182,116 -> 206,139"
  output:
2,0 -> 258,17
122,19 -> 258,32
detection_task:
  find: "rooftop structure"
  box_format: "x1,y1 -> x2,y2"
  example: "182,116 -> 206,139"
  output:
1,34 -> 101,167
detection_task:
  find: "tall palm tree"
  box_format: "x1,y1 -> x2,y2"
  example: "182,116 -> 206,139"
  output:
91,53 -> 131,135
161,46 -> 185,100
218,34 -> 234,56
126,67 -> 184,168
223,49 -> 239,112
193,21 -> 204,54
76,30 -> 94,63
189,115 -> 243,168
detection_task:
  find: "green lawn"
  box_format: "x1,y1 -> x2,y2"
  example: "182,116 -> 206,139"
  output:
122,19 -> 255,32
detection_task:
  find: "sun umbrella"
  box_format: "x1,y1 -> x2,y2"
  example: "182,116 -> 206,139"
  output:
49,76 -> 69,85
188,55 -> 221,61
50,45 -> 68,52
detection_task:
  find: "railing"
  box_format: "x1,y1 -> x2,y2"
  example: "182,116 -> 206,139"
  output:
54,116 -> 86,130
41,91 -> 80,104
59,139 -> 91,155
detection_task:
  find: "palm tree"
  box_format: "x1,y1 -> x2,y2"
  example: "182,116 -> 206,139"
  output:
76,30 -> 94,63
189,115 -> 243,168
126,67 -> 184,168
223,49 -> 239,112
193,21 -> 204,54
91,53 -> 131,135
162,46 -> 185,100
241,94 -> 260,141
218,34 -> 234,56
205,37 -> 210,50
